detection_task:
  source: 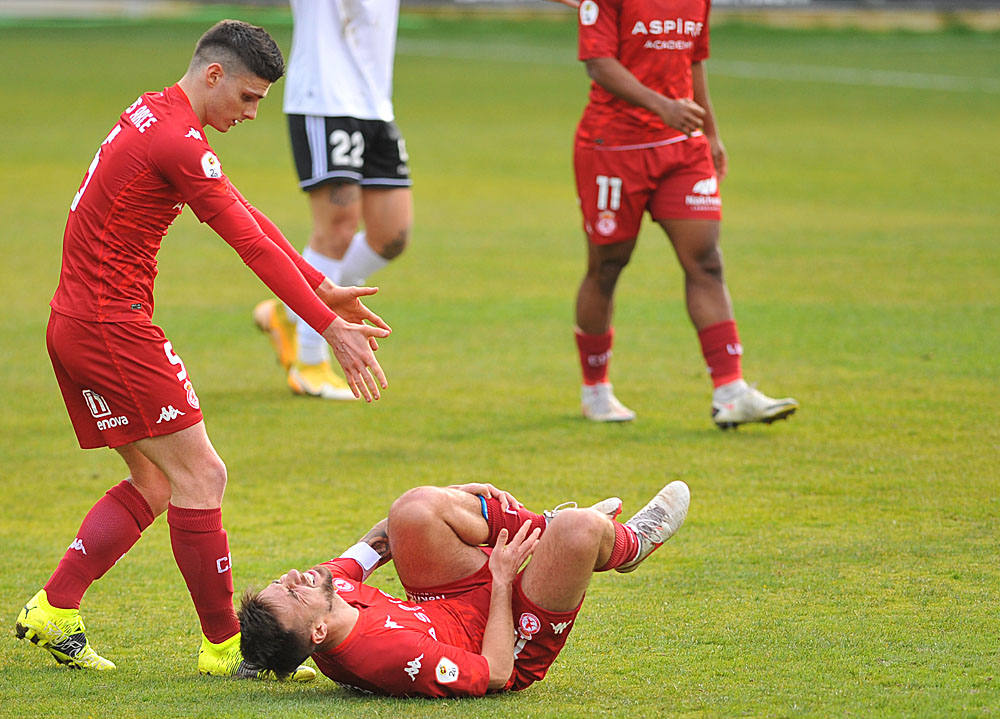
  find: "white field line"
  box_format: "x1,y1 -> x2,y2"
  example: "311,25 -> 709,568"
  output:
396,38 -> 1000,94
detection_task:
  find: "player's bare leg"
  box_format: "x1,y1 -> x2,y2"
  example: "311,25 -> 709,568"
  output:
660,218 -> 797,428
387,486 -> 493,588
339,186 -> 412,286
575,239 -> 637,421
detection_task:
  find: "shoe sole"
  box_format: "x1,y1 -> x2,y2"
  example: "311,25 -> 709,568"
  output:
714,405 -> 797,430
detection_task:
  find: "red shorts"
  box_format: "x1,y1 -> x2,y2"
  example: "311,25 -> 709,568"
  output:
46,311 -> 203,449
574,133 -> 722,244
404,559 -> 582,692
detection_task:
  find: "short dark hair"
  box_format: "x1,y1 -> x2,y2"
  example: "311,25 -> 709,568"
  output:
237,587 -> 314,677
192,19 -> 284,83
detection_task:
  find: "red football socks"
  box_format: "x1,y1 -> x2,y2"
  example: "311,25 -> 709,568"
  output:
697,319 -> 744,387
598,521 -> 641,572
167,504 -> 239,644
575,328 -> 614,386
481,497 -> 547,546
44,480 -> 155,610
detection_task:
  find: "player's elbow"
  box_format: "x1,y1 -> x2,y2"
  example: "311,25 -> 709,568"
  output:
486,660 -> 513,691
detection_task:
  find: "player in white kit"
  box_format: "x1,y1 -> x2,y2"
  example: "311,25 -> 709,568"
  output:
255,0 -> 413,399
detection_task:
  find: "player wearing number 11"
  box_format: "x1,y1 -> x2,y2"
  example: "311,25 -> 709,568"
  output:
14,20 -> 389,677
570,0 -> 798,427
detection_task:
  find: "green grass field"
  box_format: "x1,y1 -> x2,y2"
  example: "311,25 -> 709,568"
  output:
1,8 -> 998,718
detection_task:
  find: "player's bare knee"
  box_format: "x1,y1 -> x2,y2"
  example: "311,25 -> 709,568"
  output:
545,509 -> 607,555
388,486 -> 445,528
374,226 -> 409,260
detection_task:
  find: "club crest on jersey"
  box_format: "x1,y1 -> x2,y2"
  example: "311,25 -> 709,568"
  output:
334,578 -> 355,593
201,151 -> 222,179
518,612 -> 541,639
579,0 -> 598,25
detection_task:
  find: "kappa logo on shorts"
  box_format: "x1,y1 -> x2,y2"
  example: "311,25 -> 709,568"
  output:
550,620 -> 573,635
185,127 -> 203,141
156,405 -> 186,423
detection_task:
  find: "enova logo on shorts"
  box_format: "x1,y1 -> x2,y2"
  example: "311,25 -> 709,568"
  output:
82,389 -> 130,430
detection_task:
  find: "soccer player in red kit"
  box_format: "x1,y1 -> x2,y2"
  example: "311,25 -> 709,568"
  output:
571,0 -> 798,427
14,20 -> 391,678
237,480 -> 690,697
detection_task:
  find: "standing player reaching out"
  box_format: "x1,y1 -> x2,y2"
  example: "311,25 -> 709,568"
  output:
254,0 -> 413,399
14,20 -> 389,678
570,0 -> 798,427
237,480 -> 690,696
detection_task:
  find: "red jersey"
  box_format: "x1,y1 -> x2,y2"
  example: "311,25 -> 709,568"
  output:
310,559 -> 491,698
577,0 -> 711,146
51,84 -> 334,332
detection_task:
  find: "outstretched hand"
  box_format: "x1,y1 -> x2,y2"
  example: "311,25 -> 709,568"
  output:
488,521 -> 540,586
318,282 -> 391,351
321,316 -> 390,402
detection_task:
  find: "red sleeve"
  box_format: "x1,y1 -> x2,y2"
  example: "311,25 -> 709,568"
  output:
227,182 -> 325,290
318,558 -> 365,582
578,0 -> 620,61
148,130 -> 237,222
693,0 -> 711,62
206,202 -> 336,335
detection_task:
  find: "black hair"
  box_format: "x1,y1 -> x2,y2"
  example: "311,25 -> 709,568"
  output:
237,587 -> 314,677
192,19 -> 284,82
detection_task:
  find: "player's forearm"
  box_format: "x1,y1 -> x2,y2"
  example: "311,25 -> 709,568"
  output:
207,205 -> 336,334
228,182 -> 326,289
585,57 -> 673,118
481,582 -> 515,690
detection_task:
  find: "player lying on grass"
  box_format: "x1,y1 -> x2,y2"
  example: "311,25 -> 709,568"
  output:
237,480 -> 690,696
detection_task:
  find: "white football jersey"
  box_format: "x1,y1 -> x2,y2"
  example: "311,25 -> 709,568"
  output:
283,0 -> 399,121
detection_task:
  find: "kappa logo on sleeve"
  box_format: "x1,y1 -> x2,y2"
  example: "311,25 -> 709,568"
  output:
580,0 -> 599,25
435,657 -> 460,685
200,151 -> 223,179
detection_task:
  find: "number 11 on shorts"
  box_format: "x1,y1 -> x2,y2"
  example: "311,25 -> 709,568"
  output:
595,175 -> 622,211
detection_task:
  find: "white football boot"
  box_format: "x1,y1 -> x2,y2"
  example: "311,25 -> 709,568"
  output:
711,380 -> 798,430
615,480 -> 690,573
581,383 -> 636,422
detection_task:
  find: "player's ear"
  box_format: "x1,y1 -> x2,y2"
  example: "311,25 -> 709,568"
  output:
310,620 -> 327,645
204,62 -> 224,88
